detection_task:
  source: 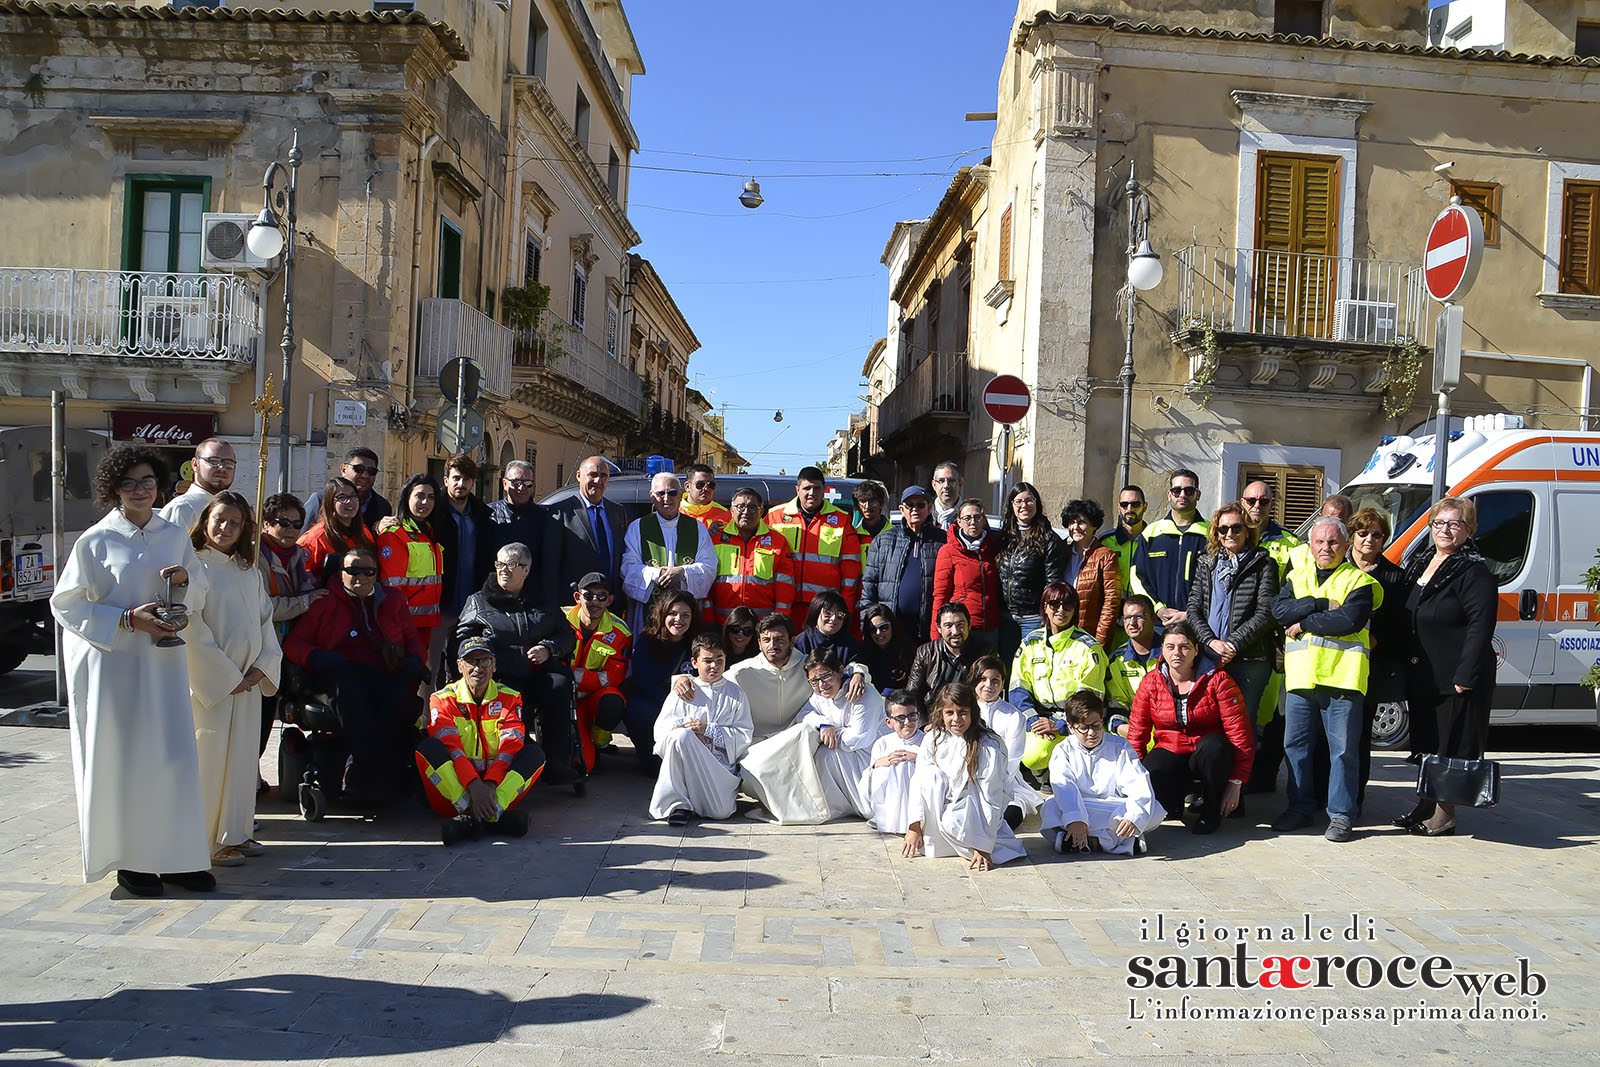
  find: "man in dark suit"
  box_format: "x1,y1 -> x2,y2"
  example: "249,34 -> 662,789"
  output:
550,455 -> 627,596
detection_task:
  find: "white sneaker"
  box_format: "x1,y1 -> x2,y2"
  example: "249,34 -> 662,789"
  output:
1052,830 -> 1067,854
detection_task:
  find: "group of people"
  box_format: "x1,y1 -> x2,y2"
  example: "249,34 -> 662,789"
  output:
52,439 -> 1499,896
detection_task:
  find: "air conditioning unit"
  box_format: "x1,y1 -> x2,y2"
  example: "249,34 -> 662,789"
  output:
1332,299 -> 1398,344
138,293 -> 207,351
200,213 -> 275,271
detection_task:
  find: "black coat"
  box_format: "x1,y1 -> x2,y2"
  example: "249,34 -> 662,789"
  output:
1187,547 -> 1280,662
454,574 -> 577,687
549,495 -> 629,596
487,499 -> 560,605
906,636 -> 994,707
435,494 -> 494,612
1403,544 -> 1498,695
996,529 -> 1067,620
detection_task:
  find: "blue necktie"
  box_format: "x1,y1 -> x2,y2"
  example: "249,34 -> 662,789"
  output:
591,504 -> 612,578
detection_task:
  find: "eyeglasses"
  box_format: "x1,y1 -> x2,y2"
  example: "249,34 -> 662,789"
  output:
1123,613 -> 1148,624
869,621 -> 893,633
333,494 -> 359,505
725,624 -> 755,637
1169,486 -> 1198,497
579,591 -> 609,602
1069,722 -> 1104,735
958,512 -> 985,523
1430,519 -> 1467,531
494,560 -> 527,571
1216,523 -> 1246,535
197,456 -> 237,470
731,502 -> 760,511
887,713 -> 920,724
348,464 -> 378,476
505,479 -> 534,490
269,515 -> 305,530
807,673 -> 841,689
118,476 -> 159,492
1242,496 -> 1271,506
344,565 -> 378,577
461,657 -> 494,671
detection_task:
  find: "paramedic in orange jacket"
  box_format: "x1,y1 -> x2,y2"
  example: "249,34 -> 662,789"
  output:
765,466 -> 860,626
415,634 -> 544,845
706,487 -> 795,626
564,571 -> 632,770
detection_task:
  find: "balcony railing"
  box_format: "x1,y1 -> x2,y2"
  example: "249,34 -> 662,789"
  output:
513,308 -> 643,414
877,350 -> 971,443
1175,245 -> 1431,347
417,297 -> 512,399
0,267 -> 259,361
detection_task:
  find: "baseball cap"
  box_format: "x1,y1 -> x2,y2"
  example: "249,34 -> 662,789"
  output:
574,571 -> 608,591
900,486 -> 930,503
458,634 -> 496,659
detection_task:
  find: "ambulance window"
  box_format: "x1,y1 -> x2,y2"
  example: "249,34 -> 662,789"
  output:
1555,491 -> 1600,583
1468,490 -> 1533,585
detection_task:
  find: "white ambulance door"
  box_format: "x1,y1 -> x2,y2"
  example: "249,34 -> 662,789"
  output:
1542,487 -> 1600,724
1458,487 -> 1543,719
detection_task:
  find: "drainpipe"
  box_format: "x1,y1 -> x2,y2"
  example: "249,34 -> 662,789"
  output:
1462,349 -> 1594,431
409,133 -> 443,419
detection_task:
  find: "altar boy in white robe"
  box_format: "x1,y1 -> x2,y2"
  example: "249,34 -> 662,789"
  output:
650,633 -> 753,826
864,690 -> 923,834
1040,691 -> 1165,856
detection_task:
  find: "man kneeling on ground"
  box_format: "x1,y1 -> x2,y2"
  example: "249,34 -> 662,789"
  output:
416,634 -> 546,845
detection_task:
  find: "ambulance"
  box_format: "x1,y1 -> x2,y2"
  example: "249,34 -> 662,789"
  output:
1340,413 -> 1600,741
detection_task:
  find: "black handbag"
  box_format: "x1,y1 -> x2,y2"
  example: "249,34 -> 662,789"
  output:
1416,754 -> 1500,808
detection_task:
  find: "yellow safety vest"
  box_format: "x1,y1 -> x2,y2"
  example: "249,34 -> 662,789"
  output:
1282,561 -> 1382,693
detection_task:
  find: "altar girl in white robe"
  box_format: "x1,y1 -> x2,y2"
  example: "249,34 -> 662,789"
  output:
903,681 -> 1026,870
185,492 -> 283,866
1040,691 -> 1164,856
864,690 -> 924,834
651,635 -> 753,825
50,447 -> 211,895
967,655 -> 1041,826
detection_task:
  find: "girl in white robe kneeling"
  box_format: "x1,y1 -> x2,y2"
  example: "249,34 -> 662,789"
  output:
967,654 -> 1040,830
651,634 -> 754,826
1040,691 -> 1165,856
903,682 -> 1026,871
863,690 -> 924,834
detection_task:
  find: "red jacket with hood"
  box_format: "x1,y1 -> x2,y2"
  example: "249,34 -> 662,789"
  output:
1127,660 -> 1255,782
930,522 -> 1002,638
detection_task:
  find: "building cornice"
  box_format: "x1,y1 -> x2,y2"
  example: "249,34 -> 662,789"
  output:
511,74 -> 641,250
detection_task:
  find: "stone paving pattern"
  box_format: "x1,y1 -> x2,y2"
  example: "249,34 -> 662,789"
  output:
0,724 -> 1597,1065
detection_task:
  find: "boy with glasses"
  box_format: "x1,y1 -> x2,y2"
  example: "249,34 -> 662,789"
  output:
1131,469 -> 1209,628
1040,691 -> 1162,856
864,690 -> 925,835
680,464 -> 732,528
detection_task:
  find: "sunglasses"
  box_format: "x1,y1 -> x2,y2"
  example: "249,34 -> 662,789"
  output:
333,495 -> 359,505
692,481 -> 715,489
1216,523 -> 1247,535
869,621 -> 893,633
726,624 -> 755,637
505,479 -> 534,490
1242,496 -> 1270,505
1118,501 -> 1141,508
1169,486 -> 1198,496
347,464 -> 378,476
652,489 -> 682,498
579,591 -> 609,601
344,566 -> 378,577
270,516 -> 305,529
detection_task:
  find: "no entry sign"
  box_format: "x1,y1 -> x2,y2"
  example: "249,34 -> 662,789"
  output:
983,374 -> 1031,424
1423,203 -> 1484,303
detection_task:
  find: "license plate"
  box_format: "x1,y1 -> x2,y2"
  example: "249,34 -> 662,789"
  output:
15,551 -> 43,587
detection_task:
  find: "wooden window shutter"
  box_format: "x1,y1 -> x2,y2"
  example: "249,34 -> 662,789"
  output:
998,204 -> 1013,281
1559,180 -> 1600,296
1253,154 -> 1338,336
1450,180 -> 1501,245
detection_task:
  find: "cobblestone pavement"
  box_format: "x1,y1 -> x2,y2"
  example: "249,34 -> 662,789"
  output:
1,722 -> 1597,1065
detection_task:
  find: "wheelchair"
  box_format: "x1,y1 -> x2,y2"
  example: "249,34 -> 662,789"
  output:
274,661 -> 343,821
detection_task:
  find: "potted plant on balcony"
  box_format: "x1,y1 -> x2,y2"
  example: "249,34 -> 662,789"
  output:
501,281 -> 560,365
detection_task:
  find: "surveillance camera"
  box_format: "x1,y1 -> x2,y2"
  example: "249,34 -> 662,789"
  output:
1433,161 -> 1455,173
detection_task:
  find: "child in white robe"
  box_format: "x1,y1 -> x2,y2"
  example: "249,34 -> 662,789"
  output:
793,649 -> 886,819
650,635 -> 754,826
863,690 -> 924,834
1040,691 -> 1165,856
968,654 -> 1040,828
904,681 -> 1026,870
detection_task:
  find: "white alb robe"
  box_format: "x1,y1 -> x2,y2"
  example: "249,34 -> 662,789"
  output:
158,484 -> 216,536
794,683 -> 888,820
863,729 -> 923,834
981,698 -> 1042,818
909,731 -> 1026,865
650,676 -> 754,820
1039,734 -> 1166,855
185,547 -> 283,850
621,513 -> 719,632
50,510 -> 210,882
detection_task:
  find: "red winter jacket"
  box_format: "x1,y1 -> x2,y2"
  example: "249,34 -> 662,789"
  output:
284,581 -> 425,672
930,524 -> 1002,638
1127,662 -> 1255,782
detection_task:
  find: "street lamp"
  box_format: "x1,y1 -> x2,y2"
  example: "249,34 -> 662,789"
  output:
247,130 -> 300,494
1117,162 -> 1163,491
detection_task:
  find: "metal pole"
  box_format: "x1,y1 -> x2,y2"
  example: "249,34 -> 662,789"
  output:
50,390 -> 66,707
1116,165 -> 1139,492
277,130 -> 301,493
1432,390 -> 1452,505
999,423 -> 1012,503
455,357 -> 466,458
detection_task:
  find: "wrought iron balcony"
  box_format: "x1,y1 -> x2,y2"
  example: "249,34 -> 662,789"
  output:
877,350 -> 971,444
512,308 -> 643,415
0,267 -> 259,362
416,297 -> 513,399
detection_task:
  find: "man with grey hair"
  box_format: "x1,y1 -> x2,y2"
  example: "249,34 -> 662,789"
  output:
621,471 -> 718,630
1269,515 -> 1380,843
488,458 -> 557,604
160,437 -> 236,531
930,461 -> 964,528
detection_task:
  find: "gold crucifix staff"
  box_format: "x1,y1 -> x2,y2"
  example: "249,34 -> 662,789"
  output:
251,374 -> 283,525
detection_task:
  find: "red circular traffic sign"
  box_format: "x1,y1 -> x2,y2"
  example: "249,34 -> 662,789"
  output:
983,374 -> 1031,424
1423,203 -> 1484,303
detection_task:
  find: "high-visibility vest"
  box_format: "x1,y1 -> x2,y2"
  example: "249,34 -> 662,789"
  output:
377,520 -> 444,628
765,498 -> 861,617
681,500 -> 731,529
639,513 -> 701,567
563,605 -> 632,696
1259,523 -> 1302,580
1098,525 -> 1143,595
1011,626 -> 1109,713
1105,640 -> 1159,712
1282,560 -> 1382,693
855,518 -> 889,568
424,678 -> 526,785
706,520 -> 795,624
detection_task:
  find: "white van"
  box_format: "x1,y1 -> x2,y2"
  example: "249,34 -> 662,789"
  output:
1341,413 -> 1600,739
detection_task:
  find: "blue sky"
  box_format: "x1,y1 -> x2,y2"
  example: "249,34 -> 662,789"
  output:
623,3 -> 1013,472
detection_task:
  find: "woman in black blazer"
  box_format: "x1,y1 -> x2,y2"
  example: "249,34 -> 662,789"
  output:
1397,497 -> 1498,837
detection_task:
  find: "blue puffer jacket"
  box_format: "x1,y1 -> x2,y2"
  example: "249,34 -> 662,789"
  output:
858,521 -> 945,637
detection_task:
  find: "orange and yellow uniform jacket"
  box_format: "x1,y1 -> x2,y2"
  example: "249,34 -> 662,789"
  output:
377,520 -> 444,633
681,500 -> 732,530
564,605 -> 632,700
424,678 -> 528,791
705,520 -> 796,625
766,497 -> 861,622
